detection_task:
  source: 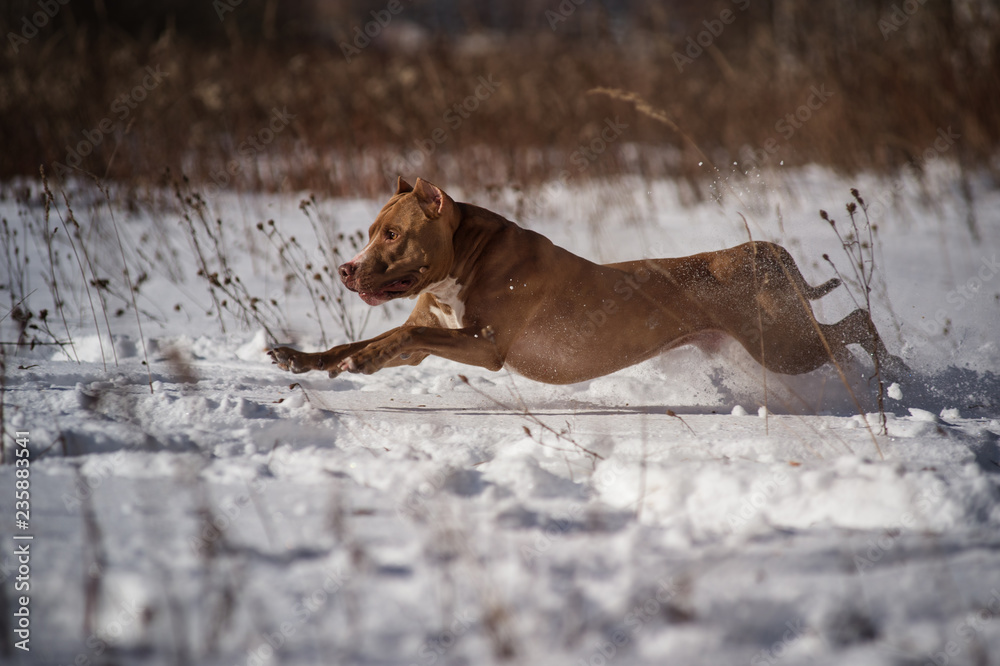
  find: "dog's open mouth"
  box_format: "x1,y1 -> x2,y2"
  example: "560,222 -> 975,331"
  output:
356,276 -> 416,305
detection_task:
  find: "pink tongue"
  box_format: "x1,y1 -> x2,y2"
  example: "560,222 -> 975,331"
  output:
359,291 -> 387,306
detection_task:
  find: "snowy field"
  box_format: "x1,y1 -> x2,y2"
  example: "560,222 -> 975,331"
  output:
2,164 -> 1000,665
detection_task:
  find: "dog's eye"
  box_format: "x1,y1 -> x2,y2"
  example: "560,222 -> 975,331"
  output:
385,230 -> 399,241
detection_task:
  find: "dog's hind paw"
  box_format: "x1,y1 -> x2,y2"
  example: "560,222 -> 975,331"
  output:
878,353 -> 912,385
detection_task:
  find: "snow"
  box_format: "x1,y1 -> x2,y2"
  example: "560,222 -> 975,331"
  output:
888,382 -> 903,401
2,166 -> 1000,665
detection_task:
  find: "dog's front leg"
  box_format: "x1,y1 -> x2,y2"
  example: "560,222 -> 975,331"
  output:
268,330 -> 396,377
339,325 -> 504,375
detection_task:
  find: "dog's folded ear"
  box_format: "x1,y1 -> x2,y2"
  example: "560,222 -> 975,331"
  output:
413,178 -> 447,219
395,176 -> 414,195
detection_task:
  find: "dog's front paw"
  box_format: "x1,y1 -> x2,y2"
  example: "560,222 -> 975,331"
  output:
268,346 -> 320,374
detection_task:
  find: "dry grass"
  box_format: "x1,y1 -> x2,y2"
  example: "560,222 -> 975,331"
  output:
1,0 -> 997,197
0,172 -> 377,387
821,189 -> 892,435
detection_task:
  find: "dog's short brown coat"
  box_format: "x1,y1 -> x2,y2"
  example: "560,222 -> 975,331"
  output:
270,178 -> 904,384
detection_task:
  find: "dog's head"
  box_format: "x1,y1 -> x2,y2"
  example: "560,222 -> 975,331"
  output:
338,177 -> 460,305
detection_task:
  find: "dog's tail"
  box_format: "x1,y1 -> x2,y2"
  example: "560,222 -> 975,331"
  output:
803,277 -> 841,300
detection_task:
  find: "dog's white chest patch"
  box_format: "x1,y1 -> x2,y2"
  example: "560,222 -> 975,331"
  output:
423,277 -> 465,328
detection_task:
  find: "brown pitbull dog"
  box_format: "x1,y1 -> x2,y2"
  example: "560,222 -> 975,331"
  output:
268,177 -> 906,384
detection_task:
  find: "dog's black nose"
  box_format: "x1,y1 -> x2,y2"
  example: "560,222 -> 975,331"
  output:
338,262 -> 357,281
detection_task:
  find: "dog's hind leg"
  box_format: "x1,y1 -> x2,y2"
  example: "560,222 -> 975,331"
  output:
824,309 -> 909,381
